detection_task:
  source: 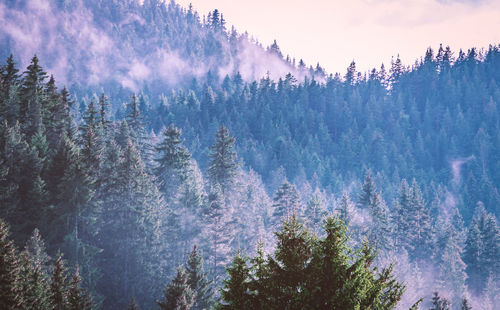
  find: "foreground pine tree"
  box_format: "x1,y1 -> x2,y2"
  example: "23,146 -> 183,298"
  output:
186,245 -> 214,310
158,267 -> 194,310
219,215 -> 407,309
0,218 -> 22,309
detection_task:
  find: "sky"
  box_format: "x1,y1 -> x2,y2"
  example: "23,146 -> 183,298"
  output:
175,0 -> 500,74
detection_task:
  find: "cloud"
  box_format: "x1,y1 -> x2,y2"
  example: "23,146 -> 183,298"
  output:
450,156 -> 474,185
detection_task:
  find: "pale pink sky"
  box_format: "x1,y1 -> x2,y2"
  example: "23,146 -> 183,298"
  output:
175,0 -> 500,74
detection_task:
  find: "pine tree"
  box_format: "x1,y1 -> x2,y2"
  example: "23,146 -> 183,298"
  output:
204,184 -> 235,285
98,92 -> 110,132
0,218 -> 23,309
155,124 -> 191,196
393,179 -> 411,248
219,215 -> 406,309
207,125 -> 238,193
185,245 -> 213,310
20,229 -> 50,310
337,191 -> 354,227
0,55 -> 20,124
408,179 -> 432,260
49,254 -> 69,310
158,267 -> 194,310
19,55 -> 47,138
304,190 -> 327,233
368,192 -> 392,253
67,266 -> 92,310
430,291 -> 450,310
358,170 -> 376,210
97,136 -> 163,308
220,253 -> 252,310
270,181 -> 300,227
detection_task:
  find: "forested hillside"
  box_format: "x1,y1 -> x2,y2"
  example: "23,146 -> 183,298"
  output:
0,0 -> 315,94
0,0 -> 499,309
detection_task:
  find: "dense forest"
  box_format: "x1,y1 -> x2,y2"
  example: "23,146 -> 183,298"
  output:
1,0 -> 499,309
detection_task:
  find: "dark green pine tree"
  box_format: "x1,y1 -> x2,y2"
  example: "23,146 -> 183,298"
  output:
207,124 -> 238,194
19,55 -> 47,138
155,124 -> 191,197
98,92 -> 111,132
1,54 -> 20,99
357,170 -> 376,210
219,215 -> 406,309
49,254 -> 69,310
0,218 -> 23,309
270,181 -> 300,227
266,214 -> 314,309
0,121 -> 47,244
0,55 -> 20,124
392,179 -> 411,248
79,99 -> 102,180
185,245 -> 213,310
67,266 -> 92,310
220,252 -> 253,310
158,267 -> 194,310
125,94 -> 149,153
45,83 -> 72,150
19,228 -> 51,310
429,291 -> 450,310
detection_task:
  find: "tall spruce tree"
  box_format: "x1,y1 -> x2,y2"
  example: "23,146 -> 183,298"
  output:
19,55 -> 47,138
207,125 -> 237,194
270,181 -> 300,227
49,254 -> 69,310
67,266 -> 92,310
219,215 -> 407,309
0,218 -> 23,309
158,267 -> 194,310
185,245 -> 213,310
155,124 -> 191,197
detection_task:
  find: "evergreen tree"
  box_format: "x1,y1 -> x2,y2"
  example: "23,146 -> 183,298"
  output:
158,267 -> 194,310
49,254 -> 69,310
304,190 -> 327,233
367,192 -> 392,253
204,185 -> 235,285
0,55 -> 20,124
408,179 -> 432,260
430,291 -> 450,310
0,218 -> 23,309
185,245 -> 213,310
358,170 -> 376,210
337,191 -> 354,227
67,266 -> 92,310
270,181 -> 300,227
207,125 -> 238,193
219,215 -> 406,309
19,229 -> 50,310
393,179 -> 411,248
19,55 -> 47,138
220,253 -> 253,310
155,124 -> 191,196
